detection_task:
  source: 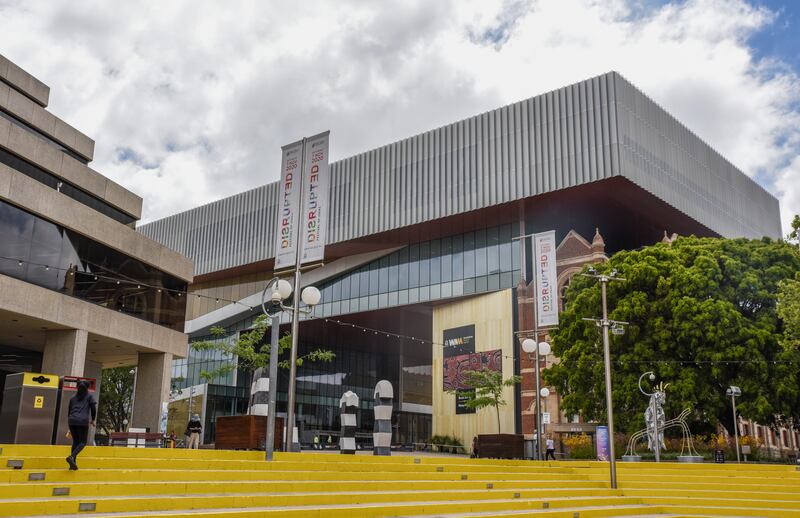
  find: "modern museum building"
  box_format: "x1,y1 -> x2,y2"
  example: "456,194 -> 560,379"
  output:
139,71 -> 781,449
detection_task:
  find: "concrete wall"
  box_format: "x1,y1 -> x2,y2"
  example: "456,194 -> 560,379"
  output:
0,164 -> 191,281
0,54 -> 49,107
432,290 -> 516,448
0,274 -> 188,358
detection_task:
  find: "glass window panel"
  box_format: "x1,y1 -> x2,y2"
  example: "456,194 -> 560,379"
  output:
430,283 -> 441,299
341,272 -> 351,300
388,291 -> 398,306
441,282 -> 452,298
452,280 -> 463,297
440,237 -> 451,282
419,242 -> 430,287
378,293 -> 388,307
359,267 -> 369,297
351,270 -> 360,298
379,256 -> 389,293
409,244 -> 420,288
463,232 -> 475,278
475,229 -> 487,276
451,235 -> 463,280
429,240 -> 440,284
476,275 -> 488,292
464,278 -> 475,294
512,239 -> 520,271
388,252 -> 399,291
487,226 -> 500,274
488,274 -> 499,291
398,248 -> 409,290
369,262 -> 379,296
399,290 -> 409,305
409,287 -> 419,303
500,272 -> 512,289
332,278 -> 342,302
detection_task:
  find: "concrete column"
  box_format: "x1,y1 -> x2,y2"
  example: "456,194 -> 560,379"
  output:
42,329 -> 88,376
131,352 -> 172,433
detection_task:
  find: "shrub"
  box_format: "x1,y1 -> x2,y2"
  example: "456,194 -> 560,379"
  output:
563,434 -> 594,459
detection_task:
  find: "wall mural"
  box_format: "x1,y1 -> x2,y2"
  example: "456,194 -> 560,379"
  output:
442,324 -> 502,414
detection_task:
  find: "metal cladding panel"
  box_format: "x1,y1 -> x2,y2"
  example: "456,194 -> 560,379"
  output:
612,73 -> 780,239
139,72 -> 778,276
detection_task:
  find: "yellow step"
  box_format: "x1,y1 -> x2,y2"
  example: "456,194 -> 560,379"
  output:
0,493 -> 638,517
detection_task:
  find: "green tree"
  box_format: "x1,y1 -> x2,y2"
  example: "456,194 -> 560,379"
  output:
544,236 -> 800,436
787,214 -> 800,246
97,367 -> 135,436
449,368 -> 520,433
190,314 -> 334,383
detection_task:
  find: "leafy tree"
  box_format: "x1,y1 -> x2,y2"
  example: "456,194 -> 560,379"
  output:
544,236 -> 800,436
449,368 -> 520,433
787,214 -> 800,246
97,367 -> 135,435
190,313 -> 334,383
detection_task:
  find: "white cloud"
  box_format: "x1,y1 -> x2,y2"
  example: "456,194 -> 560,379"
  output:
0,0 -> 797,232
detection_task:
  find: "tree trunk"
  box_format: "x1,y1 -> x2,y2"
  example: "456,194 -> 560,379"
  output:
495,403 -> 501,433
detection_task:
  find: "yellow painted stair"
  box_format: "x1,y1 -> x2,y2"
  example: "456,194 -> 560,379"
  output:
1,445 -> 799,517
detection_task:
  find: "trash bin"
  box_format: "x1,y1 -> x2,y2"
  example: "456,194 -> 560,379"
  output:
0,372 -> 60,444
524,439 -> 535,460
54,376 -> 97,445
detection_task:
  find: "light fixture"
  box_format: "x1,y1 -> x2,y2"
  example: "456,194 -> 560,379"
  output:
301,286 -> 321,306
540,387 -> 550,398
649,373 -> 656,382
276,279 -> 293,300
17,260 -> 22,266
538,341 -> 551,356
45,265 -> 49,271
522,338 -> 536,354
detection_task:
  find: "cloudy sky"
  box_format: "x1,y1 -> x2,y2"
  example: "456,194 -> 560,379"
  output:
1,0 -> 798,231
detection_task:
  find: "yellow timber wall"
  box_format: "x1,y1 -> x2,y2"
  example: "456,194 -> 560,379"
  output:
432,289 -> 516,448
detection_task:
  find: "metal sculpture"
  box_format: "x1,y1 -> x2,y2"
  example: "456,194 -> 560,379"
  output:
339,391 -> 359,455
623,372 -> 701,462
373,380 -> 393,456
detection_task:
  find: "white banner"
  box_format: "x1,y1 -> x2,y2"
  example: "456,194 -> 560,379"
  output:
300,131 -> 330,265
274,141 -> 304,270
534,230 -> 559,327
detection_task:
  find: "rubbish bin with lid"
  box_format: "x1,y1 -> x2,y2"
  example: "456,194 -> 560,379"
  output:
54,376 -> 97,445
0,372 -> 60,444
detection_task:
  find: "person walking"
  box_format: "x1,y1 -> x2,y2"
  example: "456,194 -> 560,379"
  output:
545,435 -> 556,461
65,380 -> 96,470
185,414 -> 202,449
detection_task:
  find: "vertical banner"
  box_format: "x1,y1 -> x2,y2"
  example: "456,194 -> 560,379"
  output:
596,425 -> 610,461
443,325 -> 476,414
274,141 -> 304,270
300,131 -> 330,265
534,230 -> 559,327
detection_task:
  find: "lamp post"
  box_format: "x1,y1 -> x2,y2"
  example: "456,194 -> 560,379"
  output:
638,371 -> 659,463
540,387 -> 550,446
260,277 -> 321,460
726,386 -> 742,463
522,339 -> 551,460
581,266 -> 626,489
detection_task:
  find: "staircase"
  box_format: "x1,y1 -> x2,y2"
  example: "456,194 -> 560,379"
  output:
1,445 -> 799,517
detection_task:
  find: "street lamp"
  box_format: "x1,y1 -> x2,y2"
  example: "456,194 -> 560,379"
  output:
260,278 -> 321,460
522,339 -> 551,460
581,266 -> 627,489
726,386 -> 742,463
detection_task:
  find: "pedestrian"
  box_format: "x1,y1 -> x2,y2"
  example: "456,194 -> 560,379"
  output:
545,435 -> 556,461
65,380 -> 96,470
313,435 -> 320,449
185,414 -> 202,449
471,436 -> 479,458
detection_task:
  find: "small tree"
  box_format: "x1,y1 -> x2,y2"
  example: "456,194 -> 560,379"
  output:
190,313 -> 334,385
97,367 -> 135,435
449,368 -> 520,433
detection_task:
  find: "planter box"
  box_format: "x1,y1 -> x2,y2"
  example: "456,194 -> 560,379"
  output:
476,433 -> 524,459
215,415 -> 283,451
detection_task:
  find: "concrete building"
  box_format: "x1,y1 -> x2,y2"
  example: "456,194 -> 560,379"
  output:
141,71 -> 781,447
0,54 -> 193,433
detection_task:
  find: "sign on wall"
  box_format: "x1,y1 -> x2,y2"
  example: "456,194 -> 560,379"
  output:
443,325 -> 476,414
274,141 -> 304,270
443,349 -> 502,392
274,131 -> 331,270
300,131 -> 330,265
533,230 -> 559,327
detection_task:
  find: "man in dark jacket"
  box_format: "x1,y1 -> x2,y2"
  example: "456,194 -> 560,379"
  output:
66,380 -> 96,470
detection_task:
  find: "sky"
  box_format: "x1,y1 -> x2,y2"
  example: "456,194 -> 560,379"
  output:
0,0 -> 798,233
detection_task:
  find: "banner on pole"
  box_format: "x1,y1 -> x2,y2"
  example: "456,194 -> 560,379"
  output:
534,230 -> 559,327
300,131 -> 330,265
274,141 -> 304,270
596,425 -> 610,461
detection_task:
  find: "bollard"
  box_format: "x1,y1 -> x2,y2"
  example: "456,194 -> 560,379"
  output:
339,391 -> 359,455
373,380 -> 393,456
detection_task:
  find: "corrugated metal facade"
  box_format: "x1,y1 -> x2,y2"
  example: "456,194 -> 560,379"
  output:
139,72 -> 781,276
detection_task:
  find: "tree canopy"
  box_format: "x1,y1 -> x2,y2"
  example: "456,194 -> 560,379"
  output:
97,367 -> 135,436
190,314 -> 335,383
449,368 -> 520,433
544,236 -> 800,435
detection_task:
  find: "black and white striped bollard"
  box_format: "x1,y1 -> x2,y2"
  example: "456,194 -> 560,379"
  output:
340,391 -> 359,455
373,380 -> 393,456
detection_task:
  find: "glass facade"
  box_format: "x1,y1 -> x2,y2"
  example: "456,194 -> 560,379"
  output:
0,200 -> 187,330
311,223 -> 520,319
